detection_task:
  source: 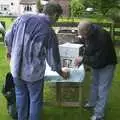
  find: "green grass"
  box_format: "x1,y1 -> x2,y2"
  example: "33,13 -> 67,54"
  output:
0,16 -> 120,119
0,17 -> 15,29
0,43 -> 120,120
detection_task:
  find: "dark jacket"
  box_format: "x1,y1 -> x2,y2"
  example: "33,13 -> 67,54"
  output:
2,72 -> 18,119
2,72 -> 15,105
78,24 -> 117,69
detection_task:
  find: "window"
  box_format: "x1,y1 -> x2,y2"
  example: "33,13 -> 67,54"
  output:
4,8 -> 7,11
24,5 -> 32,11
0,4 -> 9,11
11,3 -> 13,6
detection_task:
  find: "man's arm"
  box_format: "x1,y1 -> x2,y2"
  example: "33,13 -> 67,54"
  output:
4,31 -> 13,61
45,28 -> 69,79
4,17 -> 20,61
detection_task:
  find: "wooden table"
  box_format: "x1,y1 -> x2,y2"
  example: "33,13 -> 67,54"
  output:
55,81 -> 83,107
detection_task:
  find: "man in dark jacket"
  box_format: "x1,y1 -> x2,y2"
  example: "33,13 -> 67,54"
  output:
75,20 -> 117,120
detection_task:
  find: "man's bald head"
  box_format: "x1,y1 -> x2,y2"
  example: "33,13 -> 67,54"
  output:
78,20 -> 93,38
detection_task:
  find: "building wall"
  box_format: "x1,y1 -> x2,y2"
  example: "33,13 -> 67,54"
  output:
0,0 -> 69,16
20,4 -> 37,15
0,0 -> 37,15
0,0 -> 21,15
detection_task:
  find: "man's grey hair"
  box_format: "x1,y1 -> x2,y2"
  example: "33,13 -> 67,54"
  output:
78,20 -> 93,36
42,2 -> 63,16
78,20 -> 92,32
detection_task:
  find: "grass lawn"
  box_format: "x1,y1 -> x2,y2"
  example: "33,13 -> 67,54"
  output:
0,17 -> 14,29
0,43 -> 120,120
0,17 -> 120,120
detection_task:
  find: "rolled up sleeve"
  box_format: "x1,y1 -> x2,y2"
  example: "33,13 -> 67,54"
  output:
46,28 -> 61,73
4,17 -> 20,54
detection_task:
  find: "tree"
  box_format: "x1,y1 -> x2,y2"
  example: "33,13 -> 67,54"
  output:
36,0 -> 43,13
83,0 -> 101,10
83,0 -> 120,15
70,0 -> 85,17
100,0 -> 118,15
69,0 -> 120,19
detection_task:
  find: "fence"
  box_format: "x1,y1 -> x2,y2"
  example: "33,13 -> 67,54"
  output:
54,22 -> 120,42
0,20 -> 120,43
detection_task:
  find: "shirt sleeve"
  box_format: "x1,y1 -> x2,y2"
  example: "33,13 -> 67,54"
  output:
4,17 -> 20,54
4,31 -> 13,54
45,28 -> 61,73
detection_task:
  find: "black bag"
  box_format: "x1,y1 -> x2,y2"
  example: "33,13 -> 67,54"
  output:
2,72 -> 18,120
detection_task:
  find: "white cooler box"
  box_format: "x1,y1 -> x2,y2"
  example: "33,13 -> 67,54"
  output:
45,42 -> 85,82
44,43 -> 86,107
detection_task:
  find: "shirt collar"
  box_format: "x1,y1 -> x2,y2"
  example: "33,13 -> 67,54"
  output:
38,13 -> 53,25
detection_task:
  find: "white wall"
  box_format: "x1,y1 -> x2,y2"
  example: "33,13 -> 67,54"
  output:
0,0 -> 48,16
20,4 -> 37,15
0,0 -> 21,15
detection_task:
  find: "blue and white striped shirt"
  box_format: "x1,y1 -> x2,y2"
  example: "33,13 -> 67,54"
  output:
5,13 -> 61,82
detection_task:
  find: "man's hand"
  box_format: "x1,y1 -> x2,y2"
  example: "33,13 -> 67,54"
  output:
6,52 -> 11,62
60,67 -> 69,79
74,56 -> 83,67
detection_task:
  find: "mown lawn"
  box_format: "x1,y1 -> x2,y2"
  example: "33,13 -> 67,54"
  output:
0,43 -> 120,120
0,16 -> 120,120
0,17 -> 14,29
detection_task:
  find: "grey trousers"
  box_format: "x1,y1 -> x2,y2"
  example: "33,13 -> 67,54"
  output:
88,65 -> 115,118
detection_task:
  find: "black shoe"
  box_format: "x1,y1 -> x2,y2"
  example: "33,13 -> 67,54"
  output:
83,103 -> 94,109
82,103 -> 94,113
